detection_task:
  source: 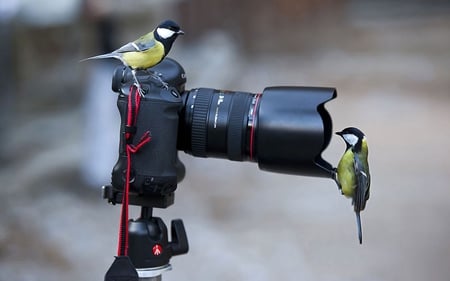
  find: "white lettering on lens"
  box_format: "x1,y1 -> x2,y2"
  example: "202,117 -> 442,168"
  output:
214,94 -> 225,128
218,94 -> 224,105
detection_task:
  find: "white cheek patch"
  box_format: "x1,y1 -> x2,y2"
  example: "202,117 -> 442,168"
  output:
343,133 -> 358,146
157,27 -> 176,39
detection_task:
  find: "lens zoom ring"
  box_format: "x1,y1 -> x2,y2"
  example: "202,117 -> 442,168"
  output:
191,89 -> 213,157
227,93 -> 251,161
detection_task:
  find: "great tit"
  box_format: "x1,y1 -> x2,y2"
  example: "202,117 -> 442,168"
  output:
335,127 -> 371,244
81,19 -> 184,95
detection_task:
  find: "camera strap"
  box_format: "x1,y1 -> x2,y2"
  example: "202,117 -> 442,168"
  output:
117,85 -> 151,257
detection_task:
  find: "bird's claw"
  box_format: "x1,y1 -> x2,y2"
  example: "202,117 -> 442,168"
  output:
133,82 -> 145,97
148,71 -> 169,89
331,167 -> 341,189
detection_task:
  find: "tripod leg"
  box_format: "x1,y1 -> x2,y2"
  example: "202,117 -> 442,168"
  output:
104,256 -> 138,281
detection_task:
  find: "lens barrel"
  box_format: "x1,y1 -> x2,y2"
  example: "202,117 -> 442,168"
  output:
178,88 -> 256,161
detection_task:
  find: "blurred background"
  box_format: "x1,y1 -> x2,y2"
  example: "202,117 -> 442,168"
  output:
1,0 -> 450,280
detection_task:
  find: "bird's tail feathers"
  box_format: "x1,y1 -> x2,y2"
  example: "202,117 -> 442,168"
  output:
356,211 -> 362,244
79,53 -> 121,62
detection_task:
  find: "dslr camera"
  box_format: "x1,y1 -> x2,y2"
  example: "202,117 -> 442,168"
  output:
105,58 -> 336,208
102,58 -> 336,278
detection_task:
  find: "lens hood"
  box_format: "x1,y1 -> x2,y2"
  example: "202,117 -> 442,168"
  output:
255,87 -> 336,178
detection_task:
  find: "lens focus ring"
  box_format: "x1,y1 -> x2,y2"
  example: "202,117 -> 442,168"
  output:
190,89 -> 213,157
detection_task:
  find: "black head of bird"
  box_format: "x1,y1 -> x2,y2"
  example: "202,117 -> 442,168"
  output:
154,20 -> 185,55
336,127 -> 365,152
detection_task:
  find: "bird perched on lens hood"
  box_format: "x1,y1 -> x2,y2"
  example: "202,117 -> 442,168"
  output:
335,127 -> 371,244
81,19 -> 184,95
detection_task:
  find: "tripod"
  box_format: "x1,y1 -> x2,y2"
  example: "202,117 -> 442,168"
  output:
103,185 -> 189,281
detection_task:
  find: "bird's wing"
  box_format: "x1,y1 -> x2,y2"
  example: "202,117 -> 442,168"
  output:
353,155 -> 369,212
115,33 -> 156,53
364,161 -> 371,202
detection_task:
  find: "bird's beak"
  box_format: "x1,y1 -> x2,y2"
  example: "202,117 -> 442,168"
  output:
177,30 -> 185,35
335,131 -> 343,136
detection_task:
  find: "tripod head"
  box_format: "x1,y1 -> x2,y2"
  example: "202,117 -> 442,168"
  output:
103,187 -> 188,281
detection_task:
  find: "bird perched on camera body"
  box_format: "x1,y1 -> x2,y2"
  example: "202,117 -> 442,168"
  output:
335,127 -> 370,244
81,19 -> 184,96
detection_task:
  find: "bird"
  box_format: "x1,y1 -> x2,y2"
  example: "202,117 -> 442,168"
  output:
81,19 -> 184,95
334,127 -> 371,244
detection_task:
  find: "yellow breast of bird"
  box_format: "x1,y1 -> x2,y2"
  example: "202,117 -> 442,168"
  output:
122,41 -> 165,70
337,149 -> 356,198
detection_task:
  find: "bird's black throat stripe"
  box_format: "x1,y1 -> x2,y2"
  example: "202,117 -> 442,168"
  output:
353,139 -> 363,153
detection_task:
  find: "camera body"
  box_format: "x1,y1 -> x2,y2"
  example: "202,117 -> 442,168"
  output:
109,58 -> 336,208
110,60 -> 186,208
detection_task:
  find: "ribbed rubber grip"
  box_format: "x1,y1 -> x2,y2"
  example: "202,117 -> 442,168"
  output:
190,89 -> 213,157
227,92 -> 250,161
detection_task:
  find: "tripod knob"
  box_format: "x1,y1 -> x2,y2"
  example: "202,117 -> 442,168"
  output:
169,219 -> 189,256
128,217 -> 189,269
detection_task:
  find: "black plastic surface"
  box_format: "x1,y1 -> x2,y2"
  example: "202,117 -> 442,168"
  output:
255,87 -> 336,177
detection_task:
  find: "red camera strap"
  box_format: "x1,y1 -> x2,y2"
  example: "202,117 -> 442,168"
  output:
117,86 -> 151,256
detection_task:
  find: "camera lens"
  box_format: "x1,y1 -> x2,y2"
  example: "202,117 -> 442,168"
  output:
178,86 -> 336,178
178,88 -> 257,161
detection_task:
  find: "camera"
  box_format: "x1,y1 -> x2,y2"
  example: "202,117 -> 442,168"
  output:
102,57 -> 338,278
106,58 -> 336,208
